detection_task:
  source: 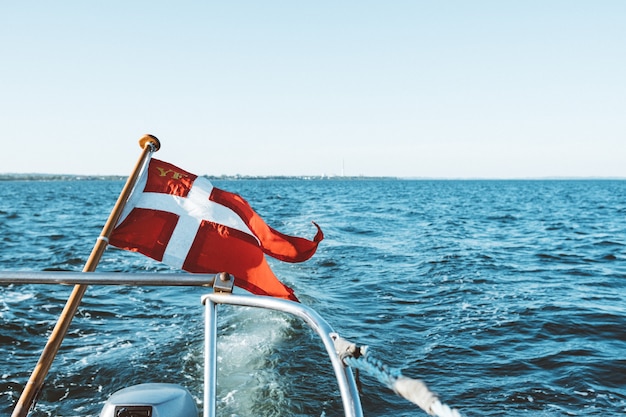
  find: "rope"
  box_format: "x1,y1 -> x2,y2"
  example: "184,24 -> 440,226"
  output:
331,333 -> 462,417
96,235 -> 109,244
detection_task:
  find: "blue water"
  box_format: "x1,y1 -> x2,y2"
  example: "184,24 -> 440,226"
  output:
1,179 -> 625,416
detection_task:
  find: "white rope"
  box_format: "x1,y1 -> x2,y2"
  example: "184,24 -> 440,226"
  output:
331,333 -> 462,417
392,377 -> 436,413
430,399 -> 462,417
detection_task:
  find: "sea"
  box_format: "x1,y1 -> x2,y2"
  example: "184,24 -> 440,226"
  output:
1,178 -> 625,417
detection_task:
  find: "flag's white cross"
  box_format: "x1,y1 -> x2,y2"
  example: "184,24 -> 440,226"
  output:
118,176 -> 256,268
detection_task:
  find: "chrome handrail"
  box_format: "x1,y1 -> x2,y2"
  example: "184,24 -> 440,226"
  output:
0,271 -> 216,286
202,291 -> 364,417
3,271 -> 364,416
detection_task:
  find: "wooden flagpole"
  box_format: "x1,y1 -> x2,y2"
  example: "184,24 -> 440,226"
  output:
12,134 -> 161,417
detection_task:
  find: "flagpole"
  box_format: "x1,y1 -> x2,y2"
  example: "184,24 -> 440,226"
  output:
12,134 -> 161,417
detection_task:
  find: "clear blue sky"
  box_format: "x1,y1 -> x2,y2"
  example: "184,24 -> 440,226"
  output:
1,1 -> 624,178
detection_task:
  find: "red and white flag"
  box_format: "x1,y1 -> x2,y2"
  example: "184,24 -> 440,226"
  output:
109,158 -> 323,301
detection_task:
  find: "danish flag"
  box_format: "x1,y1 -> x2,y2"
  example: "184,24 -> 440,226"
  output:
109,158 -> 323,301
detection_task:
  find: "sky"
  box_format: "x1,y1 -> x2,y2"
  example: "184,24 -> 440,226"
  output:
1,1 -> 624,179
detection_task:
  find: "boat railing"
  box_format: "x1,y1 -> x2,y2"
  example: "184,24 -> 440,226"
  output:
1,270 -> 364,417
203,272 -> 363,417
0,270 -> 218,287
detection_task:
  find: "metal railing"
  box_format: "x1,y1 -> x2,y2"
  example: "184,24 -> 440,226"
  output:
2,271 -> 363,417
202,275 -> 363,417
0,270 -> 216,286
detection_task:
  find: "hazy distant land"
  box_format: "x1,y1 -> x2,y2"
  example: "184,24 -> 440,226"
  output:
1,173 -> 623,181
0,173 -> 398,181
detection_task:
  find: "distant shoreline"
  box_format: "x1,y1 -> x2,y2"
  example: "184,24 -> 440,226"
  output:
1,173 -> 624,182
0,173 -> 398,181
0,174 -> 128,181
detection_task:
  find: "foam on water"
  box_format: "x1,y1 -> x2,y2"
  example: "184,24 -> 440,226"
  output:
216,306 -> 292,415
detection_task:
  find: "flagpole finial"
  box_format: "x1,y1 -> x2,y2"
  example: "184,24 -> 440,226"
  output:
139,134 -> 161,152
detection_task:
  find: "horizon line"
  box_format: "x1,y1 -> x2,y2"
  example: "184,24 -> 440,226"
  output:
1,172 -> 625,181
